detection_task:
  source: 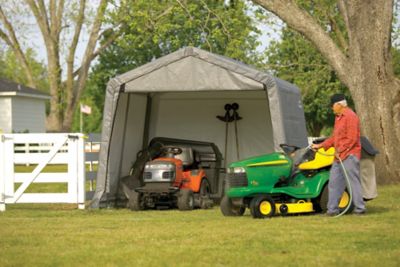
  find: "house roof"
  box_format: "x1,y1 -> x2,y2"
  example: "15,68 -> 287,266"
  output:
0,79 -> 50,100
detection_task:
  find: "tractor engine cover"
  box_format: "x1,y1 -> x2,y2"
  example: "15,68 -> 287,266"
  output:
143,161 -> 176,183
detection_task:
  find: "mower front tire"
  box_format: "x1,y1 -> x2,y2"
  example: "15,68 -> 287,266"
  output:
177,189 -> 194,211
220,195 -> 245,216
250,195 -> 276,219
128,191 -> 144,211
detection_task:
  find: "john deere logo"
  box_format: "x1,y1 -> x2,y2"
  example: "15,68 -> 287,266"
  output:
251,180 -> 259,186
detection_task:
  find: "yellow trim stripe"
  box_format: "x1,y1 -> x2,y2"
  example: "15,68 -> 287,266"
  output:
247,160 -> 289,167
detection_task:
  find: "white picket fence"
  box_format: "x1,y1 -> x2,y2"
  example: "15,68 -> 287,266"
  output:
0,133 -> 88,211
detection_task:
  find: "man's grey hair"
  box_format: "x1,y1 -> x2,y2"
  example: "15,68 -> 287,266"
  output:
336,100 -> 347,107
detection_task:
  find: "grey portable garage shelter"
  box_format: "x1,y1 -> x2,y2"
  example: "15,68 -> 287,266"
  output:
91,46 -> 308,208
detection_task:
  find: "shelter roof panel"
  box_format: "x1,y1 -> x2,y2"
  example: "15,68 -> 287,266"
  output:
112,47 -> 277,93
124,56 -> 264,92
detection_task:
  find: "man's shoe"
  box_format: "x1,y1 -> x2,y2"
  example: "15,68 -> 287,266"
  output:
353,211 -> 366,216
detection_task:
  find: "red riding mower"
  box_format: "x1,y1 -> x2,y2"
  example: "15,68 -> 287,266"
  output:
128,145 -> 214,210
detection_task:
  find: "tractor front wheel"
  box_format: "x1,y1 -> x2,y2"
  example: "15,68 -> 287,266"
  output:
220,195 -> 245,216
177,189 -> 194,211
250,195 -> 276,219
128,191 -> 144,211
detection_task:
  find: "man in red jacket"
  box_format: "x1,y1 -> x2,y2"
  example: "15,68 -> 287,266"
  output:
312,94 -> 366,216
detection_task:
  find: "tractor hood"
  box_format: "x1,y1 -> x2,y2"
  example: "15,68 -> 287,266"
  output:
228,152 -> 291,169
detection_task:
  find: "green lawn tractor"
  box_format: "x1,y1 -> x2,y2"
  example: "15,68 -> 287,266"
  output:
220,144 -> 351,218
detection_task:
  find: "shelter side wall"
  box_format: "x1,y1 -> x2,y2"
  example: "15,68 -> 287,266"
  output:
119,94 -> 147,177
107,93 -> 130,196
11,97 -> 46,133
107,93 -> 147,196
274,80 -> 308,148
92,80 -> 121,207
0,98 -> 12,133
148,91 -> 274,165
266,84 -> 285,151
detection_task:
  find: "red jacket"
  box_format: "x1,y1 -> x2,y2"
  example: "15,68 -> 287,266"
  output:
321,108 -> 361,160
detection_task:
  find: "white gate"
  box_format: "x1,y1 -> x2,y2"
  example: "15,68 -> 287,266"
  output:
0,133 -> 85,211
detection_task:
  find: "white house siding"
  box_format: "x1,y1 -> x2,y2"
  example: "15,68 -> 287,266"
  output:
11,96 -> 46,133
0,97 -> 12,133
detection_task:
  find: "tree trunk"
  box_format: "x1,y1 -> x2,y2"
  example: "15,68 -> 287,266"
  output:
61,0 -> 108,132
352,76 -> 400,184
46,48 -> 63,132
342,0 -> 400,183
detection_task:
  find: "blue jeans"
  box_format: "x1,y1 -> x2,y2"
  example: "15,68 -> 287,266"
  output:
328,155 -> 365,213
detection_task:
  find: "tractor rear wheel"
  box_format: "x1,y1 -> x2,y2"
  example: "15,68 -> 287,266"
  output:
317,185 -> 354,213
199,179 -> 213,209
177,189 -> 194,211
250,195 -> 276,219
220,195 -> 245,216
128,191 -> 144,211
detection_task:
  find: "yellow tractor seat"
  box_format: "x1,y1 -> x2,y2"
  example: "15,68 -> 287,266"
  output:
298,147 -> 335,170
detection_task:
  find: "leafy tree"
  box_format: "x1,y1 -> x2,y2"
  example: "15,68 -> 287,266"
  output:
253,0 -> 400,183
0,48 -> 49,93
266,28 -> 350,137
392,47 -> 400,77
75,0 -> 263,132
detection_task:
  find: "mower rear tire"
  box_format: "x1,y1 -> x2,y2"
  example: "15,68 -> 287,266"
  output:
317,185 -> 354,213
250,195 -> 276,219
128,191 -> 144,211
177,189 -> 194,211
220,195 -> 245,216
199,178 -> 213,209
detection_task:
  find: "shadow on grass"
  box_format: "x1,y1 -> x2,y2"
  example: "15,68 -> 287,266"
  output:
364,205 -> 391,215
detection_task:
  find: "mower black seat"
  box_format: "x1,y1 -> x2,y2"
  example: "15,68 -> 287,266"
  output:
175,146 -> 194,167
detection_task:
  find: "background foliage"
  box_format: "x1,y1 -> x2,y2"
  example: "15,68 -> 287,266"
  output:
265,28 -> 350,137
0,48 -> 49,93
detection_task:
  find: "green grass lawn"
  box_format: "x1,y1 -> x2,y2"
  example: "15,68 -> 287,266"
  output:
1,185 -> 399,267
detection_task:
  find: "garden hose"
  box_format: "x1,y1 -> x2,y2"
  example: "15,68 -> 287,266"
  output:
334,156 -> 353,218
310,146 -> 353,218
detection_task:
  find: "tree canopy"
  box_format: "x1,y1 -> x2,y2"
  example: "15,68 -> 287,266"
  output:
75,0 -> 264,132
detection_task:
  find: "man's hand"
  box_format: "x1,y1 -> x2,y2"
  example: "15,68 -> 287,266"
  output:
311,143 -> 323,150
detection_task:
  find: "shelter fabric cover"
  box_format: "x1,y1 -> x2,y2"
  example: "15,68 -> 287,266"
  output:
90,47 -> 308,208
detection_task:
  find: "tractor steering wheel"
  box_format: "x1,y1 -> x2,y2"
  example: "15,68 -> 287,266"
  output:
161,146 -> 183,156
